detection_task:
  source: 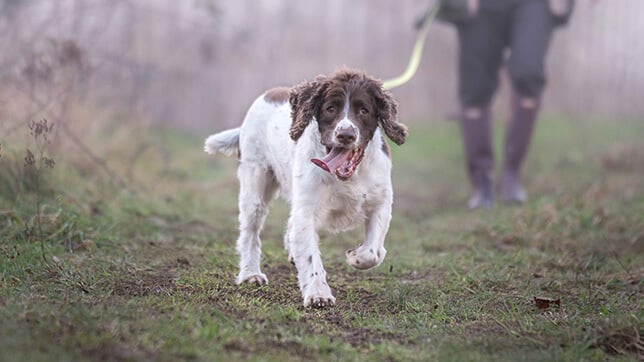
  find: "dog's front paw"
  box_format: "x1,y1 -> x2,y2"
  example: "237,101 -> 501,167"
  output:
302,280 -> 335,308
236,272 -> 268,285
346,245 -> 386,270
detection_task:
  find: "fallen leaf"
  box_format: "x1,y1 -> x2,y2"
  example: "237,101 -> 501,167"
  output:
72,240 -> 95,251
534,296 -> 561,310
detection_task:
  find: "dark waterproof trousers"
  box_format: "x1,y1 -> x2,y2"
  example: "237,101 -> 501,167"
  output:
457,0 -> 555,108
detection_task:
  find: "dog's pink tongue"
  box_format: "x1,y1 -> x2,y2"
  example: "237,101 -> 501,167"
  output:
311,147 -> 352,173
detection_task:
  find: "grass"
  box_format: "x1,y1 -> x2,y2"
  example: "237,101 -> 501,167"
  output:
1,116 -> 642,361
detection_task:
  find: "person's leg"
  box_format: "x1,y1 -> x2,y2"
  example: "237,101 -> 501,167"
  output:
459,107 -> 494,209
457,8 -> 508,209
502,0 -> 554,203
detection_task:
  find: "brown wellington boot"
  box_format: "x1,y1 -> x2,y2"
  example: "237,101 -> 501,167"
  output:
500,96 -> 540,204
459,107 -> 494,209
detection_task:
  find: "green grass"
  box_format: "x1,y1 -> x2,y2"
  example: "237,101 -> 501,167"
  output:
1,117 -> 642,361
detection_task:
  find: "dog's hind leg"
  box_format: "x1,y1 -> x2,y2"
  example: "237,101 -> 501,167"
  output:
235,164 -> 279,285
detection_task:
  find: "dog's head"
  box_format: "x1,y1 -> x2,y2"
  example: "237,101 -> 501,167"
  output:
289,69 -> 407,180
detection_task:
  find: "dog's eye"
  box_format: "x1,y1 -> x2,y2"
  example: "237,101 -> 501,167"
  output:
359,107 -> 369,116
325,106 -> 336,114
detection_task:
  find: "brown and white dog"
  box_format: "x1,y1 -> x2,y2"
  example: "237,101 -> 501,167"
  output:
204,69 -> 407,307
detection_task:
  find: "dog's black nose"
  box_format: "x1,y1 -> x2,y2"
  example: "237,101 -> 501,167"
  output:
336,128 -> 356,145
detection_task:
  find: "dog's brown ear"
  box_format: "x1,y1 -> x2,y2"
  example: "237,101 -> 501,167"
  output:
374,87 -> 407,145
289,75 -> 327,141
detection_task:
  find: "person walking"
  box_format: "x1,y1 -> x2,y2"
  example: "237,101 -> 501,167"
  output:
436,0 -> 575,209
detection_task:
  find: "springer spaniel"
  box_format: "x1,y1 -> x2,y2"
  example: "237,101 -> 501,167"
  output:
204,69 -> 407,307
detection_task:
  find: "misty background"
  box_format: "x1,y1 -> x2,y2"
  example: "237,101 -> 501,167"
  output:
1,0 -> 643,138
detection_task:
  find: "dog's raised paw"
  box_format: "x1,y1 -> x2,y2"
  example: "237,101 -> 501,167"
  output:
346,245 -> 386,270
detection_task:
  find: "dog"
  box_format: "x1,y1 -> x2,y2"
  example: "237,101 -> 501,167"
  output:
204,69 -> 407,307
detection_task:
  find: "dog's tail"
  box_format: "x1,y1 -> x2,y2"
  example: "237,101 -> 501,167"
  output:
204,128 -> 240,157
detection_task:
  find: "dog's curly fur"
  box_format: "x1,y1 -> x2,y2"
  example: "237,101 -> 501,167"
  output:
205,69 -> 407,307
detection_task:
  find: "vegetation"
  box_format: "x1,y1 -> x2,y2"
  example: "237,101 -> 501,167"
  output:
1,117 -> 642,361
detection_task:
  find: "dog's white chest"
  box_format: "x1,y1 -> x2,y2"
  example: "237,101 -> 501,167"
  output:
319,179 -> 386,232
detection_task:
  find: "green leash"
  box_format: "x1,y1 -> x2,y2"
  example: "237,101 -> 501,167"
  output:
382,2 -> 440,90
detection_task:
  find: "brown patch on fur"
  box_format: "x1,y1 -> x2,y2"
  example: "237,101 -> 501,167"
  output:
381,135 -> 390,158
264,86 -> 290,104
289,75 -> 328,141
379,102 -> 407,145
289,69 -> 408,147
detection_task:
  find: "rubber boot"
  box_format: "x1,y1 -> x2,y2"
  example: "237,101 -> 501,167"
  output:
500,96 -> 540,203
459,107 -> 494,209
